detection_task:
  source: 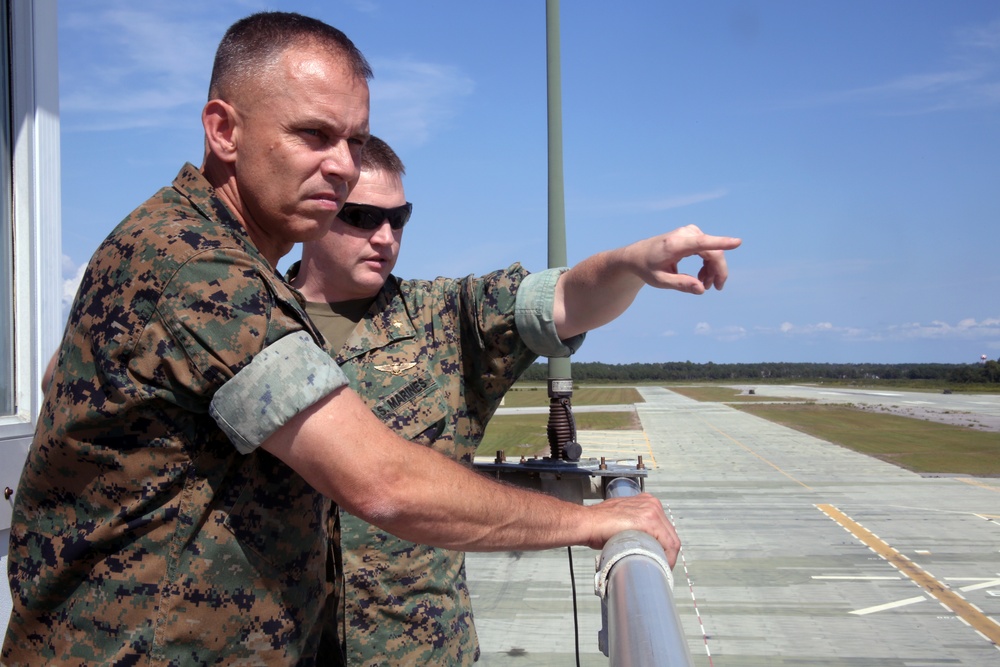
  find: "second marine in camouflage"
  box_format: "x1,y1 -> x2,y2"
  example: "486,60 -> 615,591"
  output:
289,136 -> 741,665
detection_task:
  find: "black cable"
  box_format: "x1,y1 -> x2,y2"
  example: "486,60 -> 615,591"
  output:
567,546 -> 581,667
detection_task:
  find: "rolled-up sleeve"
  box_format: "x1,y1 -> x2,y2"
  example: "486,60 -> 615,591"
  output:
209,331 -> 349,454
514,267 -> 586,358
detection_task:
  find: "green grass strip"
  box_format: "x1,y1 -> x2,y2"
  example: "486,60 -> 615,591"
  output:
477,412 -> 638,458
669,385 -> 809,403
734,403 -> 1000,476
499,386 -> 643,408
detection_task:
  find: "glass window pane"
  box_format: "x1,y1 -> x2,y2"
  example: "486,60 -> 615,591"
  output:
1,2 -> 14,416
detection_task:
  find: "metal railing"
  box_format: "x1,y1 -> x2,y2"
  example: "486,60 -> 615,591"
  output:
595,477 -> 694,667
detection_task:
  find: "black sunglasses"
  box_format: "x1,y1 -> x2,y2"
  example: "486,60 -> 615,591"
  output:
336,202 -> 413,230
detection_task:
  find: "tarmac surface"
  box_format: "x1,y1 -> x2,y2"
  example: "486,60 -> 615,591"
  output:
466,386 -> 1000,666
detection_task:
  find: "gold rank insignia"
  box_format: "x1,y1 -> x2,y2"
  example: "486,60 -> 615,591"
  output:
374,361 -> 417,376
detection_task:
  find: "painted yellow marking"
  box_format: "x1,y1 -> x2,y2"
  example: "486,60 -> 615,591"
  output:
586,447 -> 648,455
576,431 -> 657,468
706,423 -> 814,490
958,478 -> 1000,493
640,430 -> 658,468
818,503 -> 1000,645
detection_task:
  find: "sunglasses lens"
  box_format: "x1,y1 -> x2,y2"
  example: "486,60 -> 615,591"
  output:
339,206 -> 378,230
389,204 -> 412,230
338,203 -> 412,230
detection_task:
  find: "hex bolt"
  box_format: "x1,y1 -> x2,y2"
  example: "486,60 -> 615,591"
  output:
637,455 -> 646,470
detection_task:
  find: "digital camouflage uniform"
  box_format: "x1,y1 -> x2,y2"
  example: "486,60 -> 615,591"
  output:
3,164 -> 341,667
289,264 -> 582,666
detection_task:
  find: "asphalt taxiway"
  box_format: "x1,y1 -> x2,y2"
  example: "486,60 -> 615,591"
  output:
466,386 -> 1000,665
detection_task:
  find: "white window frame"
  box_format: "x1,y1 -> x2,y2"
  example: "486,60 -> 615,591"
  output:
1,0 -> 62,633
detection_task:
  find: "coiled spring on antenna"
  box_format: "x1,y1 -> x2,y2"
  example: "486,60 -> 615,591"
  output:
547,396 -> 578,460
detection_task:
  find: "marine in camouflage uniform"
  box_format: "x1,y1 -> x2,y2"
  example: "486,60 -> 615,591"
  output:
288,260 -> 583,666
3,164 -> 344,666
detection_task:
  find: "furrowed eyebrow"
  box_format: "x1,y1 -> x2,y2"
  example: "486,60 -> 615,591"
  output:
295,114 -> 368,143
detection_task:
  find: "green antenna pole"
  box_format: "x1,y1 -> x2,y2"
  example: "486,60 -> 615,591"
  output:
545,0 -> 579,461
546,0 -> 567,277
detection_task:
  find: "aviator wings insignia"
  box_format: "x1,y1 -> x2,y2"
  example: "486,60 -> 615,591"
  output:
374,362 -> 418,377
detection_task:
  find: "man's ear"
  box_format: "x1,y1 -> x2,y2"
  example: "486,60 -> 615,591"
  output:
203,99 -> 239,163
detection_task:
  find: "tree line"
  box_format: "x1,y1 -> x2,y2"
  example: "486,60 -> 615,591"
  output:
520,358 -> 1000,384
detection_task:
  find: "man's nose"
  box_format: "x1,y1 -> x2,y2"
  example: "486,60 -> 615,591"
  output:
321,140 -> 361,184
370,220 -> 395,243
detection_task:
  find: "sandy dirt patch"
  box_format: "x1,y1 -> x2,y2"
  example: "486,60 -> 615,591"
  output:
852,403 -> 1000,433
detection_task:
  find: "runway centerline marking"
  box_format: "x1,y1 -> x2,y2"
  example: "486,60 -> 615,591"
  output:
640,430 -> 658,468
957,477 -> 1000,494
817,503 -> 1000,645
706,423 -> 813,490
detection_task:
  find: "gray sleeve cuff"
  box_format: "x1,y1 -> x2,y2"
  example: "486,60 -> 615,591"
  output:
515,267 -> 586,358
209,331 -> 348,454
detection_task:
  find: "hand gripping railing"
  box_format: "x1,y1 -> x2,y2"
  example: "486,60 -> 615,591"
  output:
595,477 -> 695,667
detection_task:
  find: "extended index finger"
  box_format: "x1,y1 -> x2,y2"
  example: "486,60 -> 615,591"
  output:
693,233 -> 742,253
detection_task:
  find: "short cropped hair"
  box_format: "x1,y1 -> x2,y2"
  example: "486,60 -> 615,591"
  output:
209,11 -> 373,101
361,136 -> 406,177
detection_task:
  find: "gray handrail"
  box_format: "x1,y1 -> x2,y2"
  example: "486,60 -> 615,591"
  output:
596,478 -> 695,666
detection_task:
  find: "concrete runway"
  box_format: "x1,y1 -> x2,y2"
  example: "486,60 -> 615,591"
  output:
467,386 -> 1000,666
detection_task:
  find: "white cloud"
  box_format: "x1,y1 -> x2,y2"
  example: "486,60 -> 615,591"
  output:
776,321 -> 857,336
369,58 -> 475,146
716,326 -> 747,342
784,18 -> 1000,114
956,19 -> 1000,51
693,322 -> 746,341
59,3 -> 257,131
584,189 -> 730,216
759,316 -> 1000,343
642,189 -> 729,212
60,6 -> 476,139
62,261 -> 87,316
886,317 -> 1000,340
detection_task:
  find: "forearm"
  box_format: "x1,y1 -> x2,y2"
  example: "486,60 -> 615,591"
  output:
263,386 -> 598,552
213,332 -> 675,557
371,446 -> 594,552
554,245 -> 645,340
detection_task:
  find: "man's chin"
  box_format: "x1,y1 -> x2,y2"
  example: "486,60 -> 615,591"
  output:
291,217 -> 337,243
357,272 -> 389,295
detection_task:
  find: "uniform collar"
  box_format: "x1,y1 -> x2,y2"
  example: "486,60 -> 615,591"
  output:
172,163 -> 273,273
338,276 -> 417,361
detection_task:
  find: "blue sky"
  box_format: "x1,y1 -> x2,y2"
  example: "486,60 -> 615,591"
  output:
57,1 -> 1000,365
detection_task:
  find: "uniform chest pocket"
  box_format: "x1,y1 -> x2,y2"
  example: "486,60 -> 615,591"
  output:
370,370 -> 449,445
